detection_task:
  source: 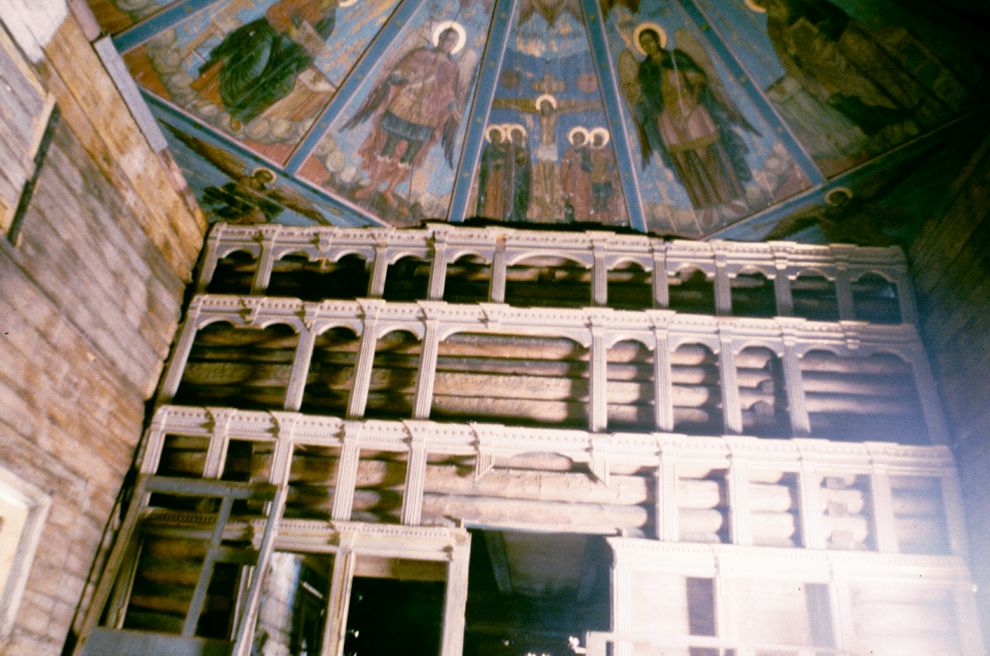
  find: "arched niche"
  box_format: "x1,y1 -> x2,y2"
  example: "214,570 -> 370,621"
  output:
736,345 -> 789,438
383,254 -> 430,302
443,252 -> 490,304
173,320 -> 300,410
607,338 -> 655,432
301,326 -> 362,417
269,251 -> 371,301
852,272 -> 901,324
504,254 -> 591,308
430,331 -> 589,429
607,261 -> 652,310
206,249 -> 256,295
364,329 -> 423,420
671,342 -> 722,435
798,349 -> 927,443
792,270 -> 838,321
730,269 -> 776,318
668,267 -> 714,315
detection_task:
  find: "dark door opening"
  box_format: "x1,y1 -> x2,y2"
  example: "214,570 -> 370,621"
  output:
463,529 -> 611,656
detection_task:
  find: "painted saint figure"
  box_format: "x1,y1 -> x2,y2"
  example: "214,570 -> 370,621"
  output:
559,127 -> 593,222
192,0 -> 341,126
505,124 -> 532,223
588,128 -> 620,219
346,22 -> 467,207
620,24 -> 757,210
477,125 -> 509,219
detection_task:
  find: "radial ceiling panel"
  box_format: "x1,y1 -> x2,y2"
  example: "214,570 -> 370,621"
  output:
95,0 -> 988,238
119,0 -> 401,165
464,0 -> 632,228
296,0 -> 497,227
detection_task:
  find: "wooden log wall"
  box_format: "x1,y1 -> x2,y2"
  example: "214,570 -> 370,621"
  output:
908,132 -> 990,635
0,5 -> 205,654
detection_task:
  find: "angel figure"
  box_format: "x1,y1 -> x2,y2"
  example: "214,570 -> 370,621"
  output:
346,21 -> 472,208
191,0 -> 343,128
618,23 -> 758,210
163,123 -> 332,225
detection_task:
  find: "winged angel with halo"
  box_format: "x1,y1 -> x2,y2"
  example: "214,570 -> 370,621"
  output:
345,20 -> 476,208
163,123 -> 332,225
618,22 -> 758,212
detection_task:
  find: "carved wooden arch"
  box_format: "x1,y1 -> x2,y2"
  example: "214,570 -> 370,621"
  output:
370,321 -> 428,343
789,266 -> 837,282
445,248 -> 494,266
605,331 -> 655,351
668,262 -> 716,280
731,337 -> 786,359
604,254 -> 655,271
504,249 -> 594,269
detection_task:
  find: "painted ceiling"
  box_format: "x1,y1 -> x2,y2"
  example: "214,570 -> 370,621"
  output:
89,0 -> 988,243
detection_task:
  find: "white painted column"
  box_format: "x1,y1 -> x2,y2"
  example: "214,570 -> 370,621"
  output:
202,408 -> 235,479
400,433 -> 428,525
905,343 -> 951,444
590,328 -> 608,433
781,339 -> 811,437
284,319 -> 317,411
195,226 -> 223,292
346,315 -> 380,418
656,448 -> 679,541
490,238 -> 507,303
368,243 -> 389,297
714,254 -> 732,316
652,250 -> 669,308
718,332 -> 743,434
727,449 -> 753,546
440,534 -> 472,656
774,266 -> 793,317
592,246 -> 608,306
835,266 -> 856,321
870,466 -> 899,553
939,470 -> 970,558
428,238 -> 448,300
953,583 -> 987,656
828,578 -> 853,656
251,227 -> 280,294
159,302 -> 204,400
331,428 -> 362,521
413,318 -> 440,419
797,463 -> 825,549
653,330 -> 674,432
609,544 -> 633,656
323,546 -> 357,656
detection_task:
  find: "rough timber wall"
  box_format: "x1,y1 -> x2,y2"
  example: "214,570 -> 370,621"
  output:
910,134 -> 990,636
0,4 -> 205,653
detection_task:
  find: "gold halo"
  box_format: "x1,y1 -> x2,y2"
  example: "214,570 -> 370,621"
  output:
338,0 -> 359,7
825,186 -> 853,206
535,94 -> 558,111
251,167 -> 277,182
432,21 -> 466,55
567,126 -> 589,145
743,0 -> 766,13
633,22 -> 667,56
589,127 -> 610,147
507,123 -> 527,140
484,124 -> 504,143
